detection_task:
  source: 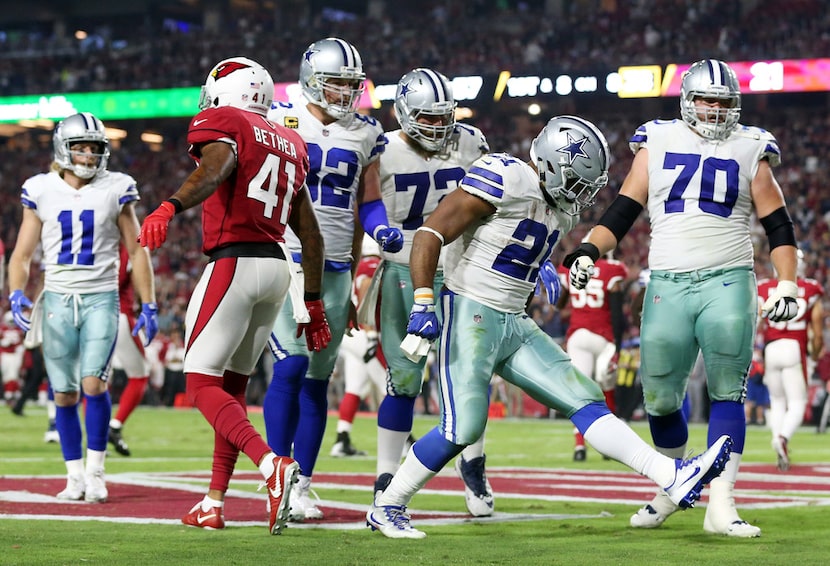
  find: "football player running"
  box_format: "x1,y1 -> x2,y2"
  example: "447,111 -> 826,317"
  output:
140,56 -> 330,535
758,250 -> 824,471
264,37 -> 401,521
8,112 -> 157,503
367,115 -> 733,539
563,59 -> 798,538
372,67 -> 495,517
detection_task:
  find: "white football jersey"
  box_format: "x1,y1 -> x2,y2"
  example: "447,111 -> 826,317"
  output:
267,102 -> 386,262
631,119 -> 781,271
21,170 -> 139,293
444,153 -> 578,313
380,123 -> 488,265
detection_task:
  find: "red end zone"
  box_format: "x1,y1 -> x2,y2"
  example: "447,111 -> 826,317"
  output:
2,464 -> 828,528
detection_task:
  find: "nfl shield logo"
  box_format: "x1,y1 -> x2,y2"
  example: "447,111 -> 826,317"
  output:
473,314 -> 482,323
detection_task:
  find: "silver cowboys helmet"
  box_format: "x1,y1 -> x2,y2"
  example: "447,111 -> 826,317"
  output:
530,115 -> 610,216
394,68 -> 456,152
53,112 -> 110,179
299,37 -> 365,120
198,56 -> 274,117
680,59 -> 741,141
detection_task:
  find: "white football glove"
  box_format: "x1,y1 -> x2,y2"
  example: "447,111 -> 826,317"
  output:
761,280 -> 799,322
569,256 -> 595,290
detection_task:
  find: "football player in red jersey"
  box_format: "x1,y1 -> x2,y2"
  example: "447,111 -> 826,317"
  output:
139,56 -> 331,535
757,250 -> 824,471
558,254 -> 628,460
107,244 -> 152,456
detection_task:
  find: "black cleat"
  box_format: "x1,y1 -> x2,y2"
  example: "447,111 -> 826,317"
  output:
108,426 -> 131,456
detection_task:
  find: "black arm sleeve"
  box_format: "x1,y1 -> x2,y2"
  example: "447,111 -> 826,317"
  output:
597,195 -> 644,243
759,206 -> 797,250
609,291 -> 625,351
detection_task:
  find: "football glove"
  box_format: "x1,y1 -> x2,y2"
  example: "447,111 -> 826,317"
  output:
139,201 -> 176,251
536,260 -> 562,304
406,287 -> 440,341
762,280 -> 799,322
9,290 -> 32,332
297,299 -> 332,352
374,226 -> 404,253
568,256 -> 595,290
131,302 -> 159,346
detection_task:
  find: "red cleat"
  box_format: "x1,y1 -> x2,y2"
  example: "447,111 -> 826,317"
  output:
182,501 -> 225,530
262,456 -> 299,535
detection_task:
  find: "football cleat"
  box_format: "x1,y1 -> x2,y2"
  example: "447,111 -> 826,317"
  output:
454,455 -> 494,517
330,431 -> 368,457
182,501 -> 225,530
56,474 -> 85,501
773,435 -> 790,472
664,435 -> 732,509
44,420 -> 60,444
573,446 -> 587,462
366,503 -> 426,539
108,426 -> 131,457
288,475 -> 324,521
84,467 -> 108,503
259,456 -> 299,535
703,488 -> 762,538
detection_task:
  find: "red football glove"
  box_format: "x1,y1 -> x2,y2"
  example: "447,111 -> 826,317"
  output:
139,201 -> 176,250
296,299 -> 332,352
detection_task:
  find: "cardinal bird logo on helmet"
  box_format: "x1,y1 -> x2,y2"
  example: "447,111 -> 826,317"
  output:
212,61 -> 251,80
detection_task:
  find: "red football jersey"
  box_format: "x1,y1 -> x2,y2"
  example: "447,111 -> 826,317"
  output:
354,255 -> 380,296
118,245 -> 135,315
758,277 -> 824,353
187,106 -> 309,255
559,258 -> 629,343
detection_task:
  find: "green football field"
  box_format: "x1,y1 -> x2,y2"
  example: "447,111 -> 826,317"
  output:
2,404 -> 829,566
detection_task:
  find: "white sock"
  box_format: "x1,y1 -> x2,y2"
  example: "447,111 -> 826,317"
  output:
203,495 -> 224,509
258,451 -> 276,480
377,427 -> 409,476
85,449 -> 106,471
109,418 -> 123,429
336,420 -> 352,434
583,413 -> 675,487
376,448 -> 434,507
461,434 -> 485,461
65,459 -> 84,477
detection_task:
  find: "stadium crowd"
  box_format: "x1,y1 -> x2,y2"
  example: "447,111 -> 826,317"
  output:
2,0 -> 830,413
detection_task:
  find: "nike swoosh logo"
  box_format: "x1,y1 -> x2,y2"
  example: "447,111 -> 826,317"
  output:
419,321 -> 434,332
678,465 -> 701,488
723,282 -> 736,287
193,119 -> 208,126
197,513 -> 217,524
269,460 -> 283,499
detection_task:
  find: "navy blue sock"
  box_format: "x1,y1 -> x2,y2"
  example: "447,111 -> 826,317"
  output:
293,377 -> 330,476
412,427 -> 464,472
55,403 -> 83,461
377,394 -> 417,432
84,391 -> 111,451
648,409 -> 689,450
263,355 -> 308,455
708,400 -> 746,453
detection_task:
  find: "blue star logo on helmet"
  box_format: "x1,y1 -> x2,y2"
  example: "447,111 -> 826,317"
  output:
399,82 -> 412,97
303,48 -> 318,63
556,132 -> 589,165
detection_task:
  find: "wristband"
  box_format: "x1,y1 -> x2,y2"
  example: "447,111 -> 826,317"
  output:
413,287 -> 434,305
